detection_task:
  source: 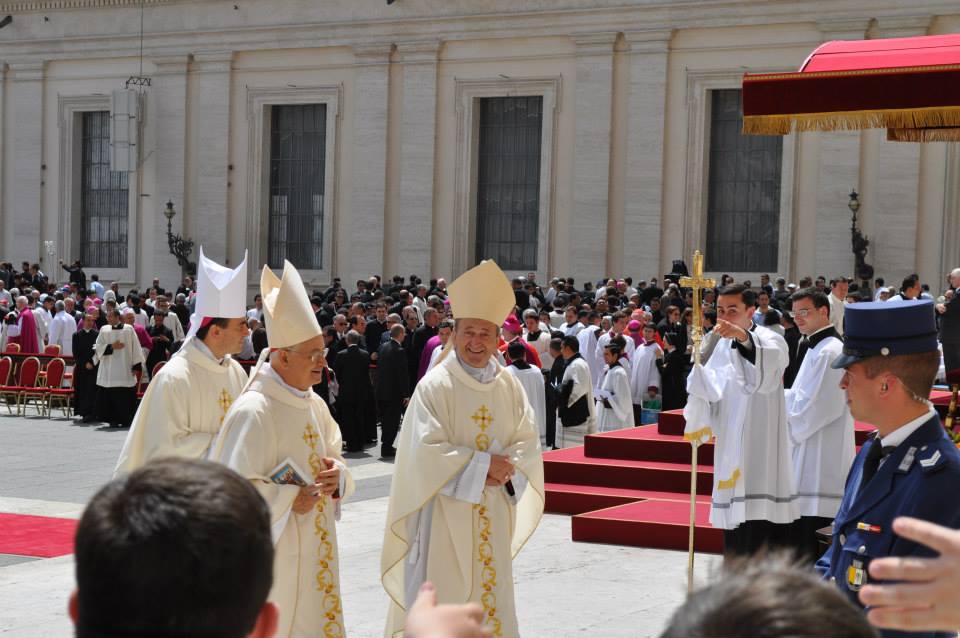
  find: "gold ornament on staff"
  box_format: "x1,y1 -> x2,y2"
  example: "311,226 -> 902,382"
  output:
678,250 -> 715,593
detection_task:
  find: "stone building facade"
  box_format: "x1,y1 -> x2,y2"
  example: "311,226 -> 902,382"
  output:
1,0 -> 959,294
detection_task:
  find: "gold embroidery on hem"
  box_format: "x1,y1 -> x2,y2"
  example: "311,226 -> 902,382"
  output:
305,423 -> 344,638
471,405 -> 503,637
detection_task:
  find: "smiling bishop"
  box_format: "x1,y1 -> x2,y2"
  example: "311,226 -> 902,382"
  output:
211,260 -> 354,638
381,259 -> 545,638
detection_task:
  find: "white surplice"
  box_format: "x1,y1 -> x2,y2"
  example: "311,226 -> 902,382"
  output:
577,326 -> 606,391
93,324 -> 145,388
114,339 -> 248,475
212,366 -> 354,638
683,326 -> 799,530
506,362 -> 547,445
595,362 -> 632,433
162,312 -> 185,342
784,329 -> 855,518
381,354 -> 544,638
629,341 -> 662,405
557,355 -> 596,448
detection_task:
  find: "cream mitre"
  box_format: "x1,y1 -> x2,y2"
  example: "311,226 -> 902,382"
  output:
185,247 -> 248,339
447,259 -> 515,325
260,260 -> 322,348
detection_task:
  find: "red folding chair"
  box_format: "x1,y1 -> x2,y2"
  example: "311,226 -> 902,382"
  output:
4,342 -> 20,354
135,368 -> 145,400
18,357 -> 47,416
45,358 -> 72,418
7,356 -> 40,416
0,357 -> 14,414
43,344 -> 61,356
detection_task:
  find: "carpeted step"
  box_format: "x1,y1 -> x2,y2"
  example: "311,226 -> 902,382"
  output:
584,426 -> 714,465
543,447 -> 713,495
0,513 -> 77,558
545,482 -> 710,515
573,499 -> 723,553
657,408 -> 878,445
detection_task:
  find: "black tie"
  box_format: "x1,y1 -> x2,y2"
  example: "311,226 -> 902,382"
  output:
858,437 -> 895,496
795,336 -> 810,369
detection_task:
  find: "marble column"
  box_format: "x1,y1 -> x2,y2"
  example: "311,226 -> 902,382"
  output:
348,44 -> 391,284
191,51 -> 233,263
6,61 -> 45,263
395,41 -> 439,279
622,30 -> 670,283
571,33 -> 616,282
150,55 -> 190,289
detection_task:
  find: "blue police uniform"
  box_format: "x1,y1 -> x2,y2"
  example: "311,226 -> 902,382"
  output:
815,300 -> 960,638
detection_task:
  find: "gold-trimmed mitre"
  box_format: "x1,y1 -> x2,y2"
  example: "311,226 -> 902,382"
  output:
260,261 -> 322,349
446,260 -> 515,326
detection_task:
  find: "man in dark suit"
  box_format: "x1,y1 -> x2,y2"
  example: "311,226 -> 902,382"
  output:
937,267 -> 960,373
72,313 -> 99,422
331,330 -> 372,453
375,325 -> 409,458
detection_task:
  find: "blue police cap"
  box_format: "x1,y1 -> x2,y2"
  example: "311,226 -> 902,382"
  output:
831,299 -> 939,369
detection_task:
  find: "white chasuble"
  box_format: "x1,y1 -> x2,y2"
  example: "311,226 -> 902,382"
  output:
784,333 -> 855,518
93,325 -> 145,388
683,327 -> 799,530
212,373 -> 354,638
381,354 -> 545,638
114,339 -> 248,475
596,363 -> 632,433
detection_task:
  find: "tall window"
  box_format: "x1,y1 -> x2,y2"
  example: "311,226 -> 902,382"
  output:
80,111 -> 129,268
705,89 -> 782,272
475,96 -> 543,271
267,104 -> 326,270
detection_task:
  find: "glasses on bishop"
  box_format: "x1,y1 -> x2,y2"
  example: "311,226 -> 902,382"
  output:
282,347 -> 326,364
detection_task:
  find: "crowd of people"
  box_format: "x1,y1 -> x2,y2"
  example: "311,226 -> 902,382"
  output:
2,254 -> 960,638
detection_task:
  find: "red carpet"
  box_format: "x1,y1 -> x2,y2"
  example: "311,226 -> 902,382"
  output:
543,401 -> 951,553
0,513 -> 77,558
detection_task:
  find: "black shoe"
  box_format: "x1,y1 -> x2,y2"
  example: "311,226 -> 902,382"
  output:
380,446 -> 396,459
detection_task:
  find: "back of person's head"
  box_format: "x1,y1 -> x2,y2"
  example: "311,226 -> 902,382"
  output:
507,340 -> 527,362
659,553 -> 877,638
72,459 -> 275,638
561,335 -> 579,353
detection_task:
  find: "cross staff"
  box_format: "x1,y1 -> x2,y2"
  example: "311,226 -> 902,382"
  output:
678,250 -> 715,593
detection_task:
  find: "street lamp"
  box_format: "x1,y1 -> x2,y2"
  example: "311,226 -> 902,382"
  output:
164,200 -> 196,276
848,189 -> 874,293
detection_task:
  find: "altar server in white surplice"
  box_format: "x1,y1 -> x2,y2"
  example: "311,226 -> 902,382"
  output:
115,249 -> 249,475
577,319 -> 606,392
595,339 -> 633,433
629,323 -> 662,426
93,308 -> 146,428
684,284 -> 799,557
784,288 -> 855,559
557,334 -> 596,448
595,311 -> 636,373
212,260 -> 354,638
381,260 -> 544,638
505,340 -> 548,445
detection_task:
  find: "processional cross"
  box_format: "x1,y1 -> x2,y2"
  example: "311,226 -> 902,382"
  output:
678,250 -> 715,592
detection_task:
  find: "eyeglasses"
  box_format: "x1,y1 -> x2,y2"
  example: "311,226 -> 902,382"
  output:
793,308 -> 815,318
282,348 -> 326,364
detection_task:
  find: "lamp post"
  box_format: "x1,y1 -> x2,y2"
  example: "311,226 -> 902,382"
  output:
164,201 -> 196,277
848,189 -> 874,294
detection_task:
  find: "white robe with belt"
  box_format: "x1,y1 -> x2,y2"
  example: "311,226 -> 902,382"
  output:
683,327 -> 799,530
93,325 -> 145,388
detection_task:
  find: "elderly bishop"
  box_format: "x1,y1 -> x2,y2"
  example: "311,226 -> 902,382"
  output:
381,259 -> 545,638
212,260 -> 354,638
114,249 -> 250,474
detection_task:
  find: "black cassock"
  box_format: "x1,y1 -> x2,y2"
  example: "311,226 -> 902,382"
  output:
71,328 -> 99,418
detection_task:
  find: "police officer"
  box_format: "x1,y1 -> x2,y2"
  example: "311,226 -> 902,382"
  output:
816,299 -> 960,638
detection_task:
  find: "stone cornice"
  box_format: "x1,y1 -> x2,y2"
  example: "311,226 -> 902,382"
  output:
571,31 -> 619,55
351,42 -> 393,64
623,28 -> 672,53
0,0 -> 173,11
395,40 -> 440,63
7,59 -> 43,80
873,14 -> 933,38
816,17 -> 870,41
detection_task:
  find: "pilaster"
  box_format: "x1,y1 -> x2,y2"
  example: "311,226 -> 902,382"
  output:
571,32 -> 616,282
7,61 -> 45,263
395,40 -> 439,279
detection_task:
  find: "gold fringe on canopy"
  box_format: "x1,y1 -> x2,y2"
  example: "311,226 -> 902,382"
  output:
887,127 -> 960,142
742,105 -> 960,136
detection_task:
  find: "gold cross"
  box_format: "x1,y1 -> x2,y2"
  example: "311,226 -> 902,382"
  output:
217,389 -> 233,413
471,405 -> 493,431
679,250 -> 716,366
303,425 -> 319,449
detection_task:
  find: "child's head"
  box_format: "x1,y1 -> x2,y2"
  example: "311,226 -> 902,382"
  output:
647,386 -> 659,399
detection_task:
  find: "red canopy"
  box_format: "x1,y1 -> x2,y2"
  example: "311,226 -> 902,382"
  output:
742,34 -> 960,141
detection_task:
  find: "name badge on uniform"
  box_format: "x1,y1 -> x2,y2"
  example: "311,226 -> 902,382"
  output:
847,559 -> 867,591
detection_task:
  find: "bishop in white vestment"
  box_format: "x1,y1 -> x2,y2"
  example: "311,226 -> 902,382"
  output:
595,343 -> 633,433
783,291 -> 855,558
115,250 -> 249,475
212,260 -> 354,638
381,260 -> 544,638
684,286 -> 799,556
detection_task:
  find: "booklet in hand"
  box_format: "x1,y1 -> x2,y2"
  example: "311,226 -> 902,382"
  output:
268,457 -> 311,487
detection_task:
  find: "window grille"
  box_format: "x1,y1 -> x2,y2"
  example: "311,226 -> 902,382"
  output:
80,111 -> 129,268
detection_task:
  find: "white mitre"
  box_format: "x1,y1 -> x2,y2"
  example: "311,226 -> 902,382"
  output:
185,247 -> 248,339
260,260 -> 322,349
447,259 -> 515,325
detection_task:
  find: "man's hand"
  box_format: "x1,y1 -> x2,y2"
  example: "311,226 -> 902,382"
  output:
292,486 -> 322,515
859,517 -> 960,633
315,457 -> 341,497
112,341 -> 125,350
84,362 -> 93,370
714,318 -> 748,343
405,582 -> 492,638
485,455 -> 514,487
